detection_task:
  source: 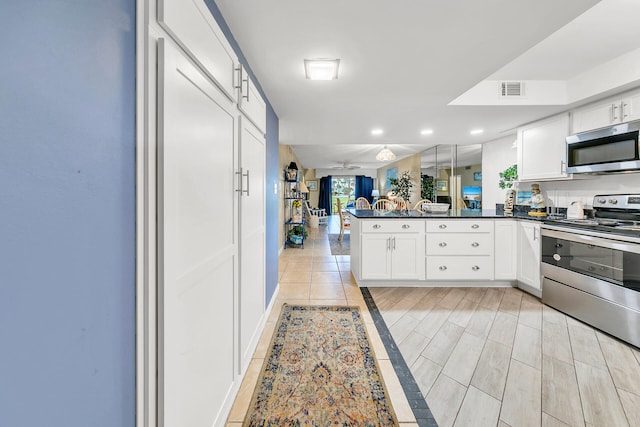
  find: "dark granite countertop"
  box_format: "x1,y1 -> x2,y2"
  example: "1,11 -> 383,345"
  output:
346,208 -> 548,222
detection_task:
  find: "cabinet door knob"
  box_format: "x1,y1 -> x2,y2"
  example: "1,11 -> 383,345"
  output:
472,265 -> 480,271
439,265 -> 447,271
471,224 -> 480,229
471,242 -> 479,247
439,242 -> 447,247
439,224 -> 447,229
373,224 -> 381,229
402,224 -> 410,229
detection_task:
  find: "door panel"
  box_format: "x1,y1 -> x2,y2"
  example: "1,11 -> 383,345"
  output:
158,39 -> 237,427
239,117 -> 265,370
361,234 -> 391,279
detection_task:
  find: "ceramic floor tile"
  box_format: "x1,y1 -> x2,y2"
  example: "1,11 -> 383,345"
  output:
311,262 -> 339,272
574,360 -> 629,427
308,283 -> 346,300
470,339 -> 511,400
227,358 -> 264,422
411,355 -> 443,397
541,355 -> 584,427
453,386 -> 501,427
279,270 -> 311,283
398,331 -> 431,367
618,388 -> 640,426
541,413 -> 572,427
596,331 -> 640,396
283,262 -> 313,272
426,373 -> 467,427
377,359 -> 417,423
487,311 -> 518,347
518,297 -> 542,330
420,321 -> 464,366
441,332 -> 485,386
500,359 -> 542,427
512,323 -> 542,370
447,297 -> 479,328
542,320 -> 574,365
568,325 -> 607,368
478,287 -> 505,310
310,271 -> 343,284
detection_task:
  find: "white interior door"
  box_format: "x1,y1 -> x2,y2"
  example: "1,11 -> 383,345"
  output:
239,117 -> 266,370
157,39 -> 238,427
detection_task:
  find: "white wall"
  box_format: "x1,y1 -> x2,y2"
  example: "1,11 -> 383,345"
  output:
482,135 -> 518,209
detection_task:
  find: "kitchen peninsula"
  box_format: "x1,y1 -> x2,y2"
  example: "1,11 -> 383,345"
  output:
348,208 -> 543,295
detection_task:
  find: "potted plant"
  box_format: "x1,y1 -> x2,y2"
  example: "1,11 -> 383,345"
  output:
388,170 -> 415,202
498,164 -> 518,189
287,225 -> 308,245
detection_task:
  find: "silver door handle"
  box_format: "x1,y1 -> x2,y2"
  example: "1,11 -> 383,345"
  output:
392,237 -> 396,250
234,66 -> 243,90
612,103 -> 619,121
472,265 -> 480,271
622,102 -> 629,119
242,75 -> 250,101
533,227 -> 538,240
387,237 -> 391,251
471,242 -> 479,247
560,160 -> 566,174
439,242 -> 447,247
471,224 -> 479,229
236,168 -> 249,196
439,265 -> 447,271
439,224 -> 447,229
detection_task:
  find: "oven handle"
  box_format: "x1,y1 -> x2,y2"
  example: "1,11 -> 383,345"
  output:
541,226 -> 640,254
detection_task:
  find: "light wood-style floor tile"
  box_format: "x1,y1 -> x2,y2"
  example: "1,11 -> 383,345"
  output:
618,388 -> 640,426
411,355 -> 442,397
487,311 -> 518,347
542,320 -> 574,365
398,331 -> 431,367
542,355 -> 585,427
454,386 -> 501,427
478,287 -> 505,310
512,323 -> 542,370
574,360 -> 629,427
427,373 -> 467,427
500,359 -> 542,427
542,413 -> 572,427
464,306 -> 497,339
441,332 -> 485,386
421,321 -> 464,366
448,297 -> 479,328
567,324 -> 607,369
471,339 -> 511,400
596,331 -> 640,396
518,297 -> 542,330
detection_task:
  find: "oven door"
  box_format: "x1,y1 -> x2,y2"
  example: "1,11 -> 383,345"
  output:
541,227 -> 640,310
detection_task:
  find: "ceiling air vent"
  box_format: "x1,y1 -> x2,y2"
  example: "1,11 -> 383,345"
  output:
500,81 -> 524,97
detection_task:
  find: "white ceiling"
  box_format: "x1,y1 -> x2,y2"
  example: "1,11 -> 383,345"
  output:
215,0 -> 640,169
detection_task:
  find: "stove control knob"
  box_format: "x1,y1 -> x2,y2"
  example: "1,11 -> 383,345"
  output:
597,198 -> 606,204
609,199 -> 618,204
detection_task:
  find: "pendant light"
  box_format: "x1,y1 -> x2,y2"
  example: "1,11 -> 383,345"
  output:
376,145 -> 396,161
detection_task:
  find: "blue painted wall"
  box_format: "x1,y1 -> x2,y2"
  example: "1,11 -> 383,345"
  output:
0,1 -> 136,426
205,0 -> 280,307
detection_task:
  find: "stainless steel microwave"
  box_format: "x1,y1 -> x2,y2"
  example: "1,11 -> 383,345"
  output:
566,120 -> 640,174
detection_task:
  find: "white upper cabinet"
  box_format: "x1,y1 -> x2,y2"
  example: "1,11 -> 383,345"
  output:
572,89 -> 640,134
517,113 -> 570,181
158,0 -> 238,101
237,64 -> 267,134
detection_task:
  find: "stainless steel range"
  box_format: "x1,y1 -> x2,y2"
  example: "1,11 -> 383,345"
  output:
542,194 -> 640,348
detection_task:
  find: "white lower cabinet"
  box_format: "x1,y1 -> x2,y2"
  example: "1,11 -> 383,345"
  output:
360,220 -> 425,280
494,220 -> 517,280
425,220 -> 494,280
517,221 -> 542,294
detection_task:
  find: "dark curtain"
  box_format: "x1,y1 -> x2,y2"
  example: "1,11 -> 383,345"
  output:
355,176 -> 374,203
318,176 -> 332,213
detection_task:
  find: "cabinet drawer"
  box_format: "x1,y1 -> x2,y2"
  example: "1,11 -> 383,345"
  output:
362,220 -> 425,233
426,220 -> 493,233
426,256 -> 493,280
426,233 -> 493,256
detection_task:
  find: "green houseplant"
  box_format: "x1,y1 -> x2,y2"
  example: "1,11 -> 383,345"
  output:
498,164 -> 518,189
388,170 -> 415,201
287,224 -> 308,245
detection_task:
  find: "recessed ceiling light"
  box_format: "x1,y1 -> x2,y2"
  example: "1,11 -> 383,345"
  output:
371,129 -> 384,136
470,129 -> 484,135
420,129 -> 434,135
304,59 -> 340,80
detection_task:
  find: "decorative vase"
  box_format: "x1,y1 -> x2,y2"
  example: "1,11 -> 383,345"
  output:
289,234 -> 302,245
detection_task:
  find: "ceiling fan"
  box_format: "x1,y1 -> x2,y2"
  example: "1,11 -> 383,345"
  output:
331,161 -> 361,170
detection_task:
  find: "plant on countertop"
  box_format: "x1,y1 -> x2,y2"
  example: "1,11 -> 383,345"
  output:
388,170 -> 415,201
498,164 -> 518,189
421,174 -> 435,201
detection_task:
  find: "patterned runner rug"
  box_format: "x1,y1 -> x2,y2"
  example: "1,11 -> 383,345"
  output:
243,304 -> 398,426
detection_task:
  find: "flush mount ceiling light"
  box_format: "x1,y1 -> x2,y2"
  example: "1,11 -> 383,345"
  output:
470,129 -> 484,135
304,59 -> 340,80
420,129 -> 434,135
376,145 -> 396,161
371,128 -> 384,135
